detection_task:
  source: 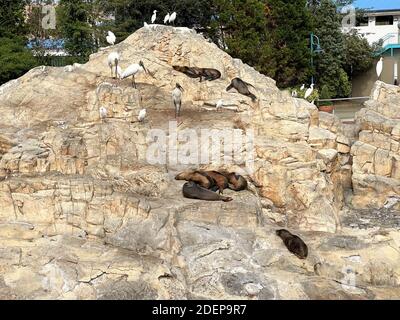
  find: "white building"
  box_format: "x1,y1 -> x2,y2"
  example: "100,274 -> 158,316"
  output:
353,9 -> 400,54
348,9 -> 400,95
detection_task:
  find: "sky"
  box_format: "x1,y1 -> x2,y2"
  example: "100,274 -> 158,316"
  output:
354,0 -> 400,10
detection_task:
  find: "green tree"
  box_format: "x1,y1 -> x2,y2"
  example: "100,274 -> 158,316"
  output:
264,0 -> 313,87
343,30 -> 374,79
312,0 -> 351,98
0,0 -> 38,85
211,0 -> 271,74
57,0 -> 97,61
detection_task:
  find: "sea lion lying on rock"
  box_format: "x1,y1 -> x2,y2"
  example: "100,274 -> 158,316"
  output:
182,182 -> 233,202
219,171 -> 248,191
173,66 -> 221,82
175,171 -> 215,189
226,77 -> 257,101
276,229 -> 308,259
199,171 -> 229,194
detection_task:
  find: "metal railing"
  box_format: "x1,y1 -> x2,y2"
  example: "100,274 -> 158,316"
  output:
316,96 -> 370,122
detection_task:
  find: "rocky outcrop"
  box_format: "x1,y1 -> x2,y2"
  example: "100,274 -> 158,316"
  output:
0,26 -> 398,300
351,81 -> 400,210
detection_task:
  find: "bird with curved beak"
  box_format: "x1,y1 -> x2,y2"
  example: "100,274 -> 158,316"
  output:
121,60 -> 148,89
172,83 -> 184,118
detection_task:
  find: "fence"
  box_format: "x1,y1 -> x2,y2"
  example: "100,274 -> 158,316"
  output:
316,96 -> 370,123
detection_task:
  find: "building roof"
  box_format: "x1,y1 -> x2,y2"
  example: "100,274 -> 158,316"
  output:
365,9 -> 400,16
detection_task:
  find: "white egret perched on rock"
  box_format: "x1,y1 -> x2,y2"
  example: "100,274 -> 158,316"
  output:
376,57 -> 383,78
169,12 -> 177,24
164,13 -> 170,24
107,52 -> 120,79
121,61 -> 148,88
216,99 -> 224,111
151,10 -> 157,23
304,84 -> 314,100
300,84 -> 305,91
172,83 -> 184,118
138,108 -> 147,122
106,31 -> 116,46
99,106 -> 107,120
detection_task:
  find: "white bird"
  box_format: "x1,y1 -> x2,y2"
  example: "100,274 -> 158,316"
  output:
138,108 -> 147,122
169,12 -> 177,24
164,13 -> 170,24
300,84 -> 305,91
106,31 -> 116,46
216,99 -> 224,111
376,57 -> 383,78
172,83 -> 184,118
116,66 -> 123,79
144,22 -> 150,29
107,52 -> 120,79
99,106 -> 107,120
151,10 -> 157,24
291,90 -> 298,98
121,61 -> 147,88
304,84 -> 314,100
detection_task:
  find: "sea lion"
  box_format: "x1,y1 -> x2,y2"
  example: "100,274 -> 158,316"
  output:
198,171 -> 229,194
276,229 -> 308,259
226,78 -> 257,101
220,171 -> 248,191
173,66 -> 221,82
175,171 -> 215,189
182,182 -> 233,202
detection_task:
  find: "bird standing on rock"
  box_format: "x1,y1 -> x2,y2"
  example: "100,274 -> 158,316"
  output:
164,13 -> 170,24
304,84 -> 314,100
99,107 -> 107,120
172,83 -> 184,118
121,61 -> 148,88
376,57 -> 383,79
169,12 -> 177,24
151,10 -> 157,23
107,52 -> 120,79
106,31 -> 116,46
216,99 -> 224,112
138,108 -> 147,122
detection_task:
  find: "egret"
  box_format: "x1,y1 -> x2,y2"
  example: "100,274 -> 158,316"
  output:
169,12 -> 177,24
164,13 -> 170,24
376,57 -> 383,78
151,10 -> 157,24
304,84 -> 314,100
216,99 -> 224,112
291,90 -> 298,98
138,108 -> 147,122
300,84 -> 305,91
172,83 -> 184,118
107,52 -> 120,79
106,31 -> 116,46
121,61 -> 148,88
116,66 -> 123,79
99,106 -> 107,120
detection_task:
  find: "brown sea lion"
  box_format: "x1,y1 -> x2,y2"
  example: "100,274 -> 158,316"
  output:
198,171 -> 229,194
173,66 -> 221,82
276,229 -> 308,259
182,182 -> 233,202
220,171 -> 248,191
226,78 -> 257,101
175,171 -> 215,189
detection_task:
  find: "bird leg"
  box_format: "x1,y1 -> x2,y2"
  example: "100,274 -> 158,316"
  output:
132,75 -> 136,89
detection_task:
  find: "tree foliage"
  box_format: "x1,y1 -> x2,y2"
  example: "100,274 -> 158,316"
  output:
57,0 -> 97,60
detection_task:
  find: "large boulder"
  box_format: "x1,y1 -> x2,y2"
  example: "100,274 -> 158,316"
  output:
351,81 -> 400,210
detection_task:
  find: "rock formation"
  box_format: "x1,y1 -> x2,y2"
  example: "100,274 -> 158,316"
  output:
352,81 -> 400,210
0,26 -> 399,299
